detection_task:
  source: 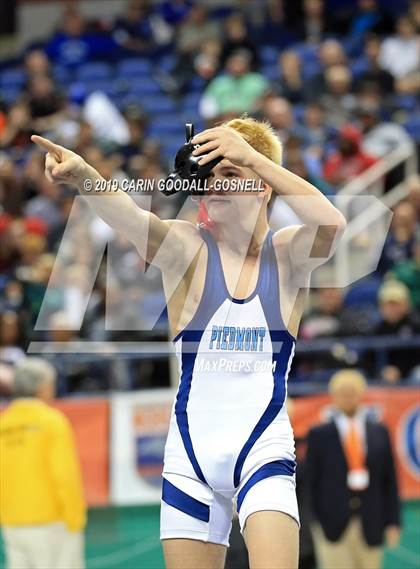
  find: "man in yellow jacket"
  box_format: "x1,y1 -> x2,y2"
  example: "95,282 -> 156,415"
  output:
0,358 -> 86,569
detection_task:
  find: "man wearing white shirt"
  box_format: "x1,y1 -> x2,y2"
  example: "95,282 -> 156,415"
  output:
379,16 -> 419,79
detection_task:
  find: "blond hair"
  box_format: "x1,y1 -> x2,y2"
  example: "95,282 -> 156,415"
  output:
328,369 -> 367,395
223,116 -> 283,165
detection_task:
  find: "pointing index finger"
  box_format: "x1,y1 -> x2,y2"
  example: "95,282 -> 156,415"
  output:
31,135 -> 61,158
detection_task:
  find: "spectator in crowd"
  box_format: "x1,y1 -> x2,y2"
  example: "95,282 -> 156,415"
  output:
220,13 -> 259,71
319,65 -> 357,127
27,75 -> 66,135
0,311 -> 25,366
370,280 -> 420,383
301,102 -> 331,151
112,0 -> 158,55
344,0 -> 394,38
390,235 -> 420,310
46,7 -> 115,66
300,287 -> 371,340
357,102 -> 412,159
262,96 -> 306,146
306,369 -> 401,569
296,0 -> 334,44
0,358 -> 86,568
272,50 -> 305,104
159,0 -> 192,26
323,124 -> 377,186
0,102 -> 33,152
286,150 -> 333,196
306,39 -> 347,100
379,16 -> 420,79
406,174 -> 420,223
355,34 -> 394,97
175,5 -> 220,56
23,49 -> 52,81
377,200 -> 418,276
259,0 -> 298,48
199,50 -> 269,120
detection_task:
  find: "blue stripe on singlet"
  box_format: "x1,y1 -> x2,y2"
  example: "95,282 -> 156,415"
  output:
162,478 -> 210,522
236,459 -> 296,512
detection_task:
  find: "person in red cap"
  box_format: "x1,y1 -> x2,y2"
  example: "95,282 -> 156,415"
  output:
323,124 -> 377,187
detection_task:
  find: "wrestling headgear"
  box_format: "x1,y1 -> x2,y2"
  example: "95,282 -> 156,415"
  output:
161,123 -> 223,196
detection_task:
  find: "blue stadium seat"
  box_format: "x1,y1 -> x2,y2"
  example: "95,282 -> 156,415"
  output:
262,64 -> 279,81
117,58 -> 151,78
129,77 -> 162,96
189,76 -> 206,92
148,118 -> 185,138
76,62 -> 112,82
404,114 -> 420,142
0,86 -> 21,105
293,104 -> 306,123
137,95 -> 177,115
159,54 -> 177,72
0,68 -> 26,89
394,95 -> 419,114
52,65 -> 72,85
182,92 -> 201,111
350,57 -> 369,78
81,79 -> 117,98
344,277 -> 382,308
260,46 -> 279,65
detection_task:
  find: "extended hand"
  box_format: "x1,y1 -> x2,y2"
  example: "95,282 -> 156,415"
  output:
191,127 -> 258,169
31,135 -> 88,187
385,525 -> 401,548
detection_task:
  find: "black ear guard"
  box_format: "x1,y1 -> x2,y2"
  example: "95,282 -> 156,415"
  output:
161,123 -> 223,196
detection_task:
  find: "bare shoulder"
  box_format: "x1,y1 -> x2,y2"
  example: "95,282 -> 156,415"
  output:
165,219 -> 204,248
158,219 -> 205,275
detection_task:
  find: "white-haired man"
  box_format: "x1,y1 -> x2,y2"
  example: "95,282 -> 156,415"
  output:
0,358 -> 86,569
306,369 -> 401,569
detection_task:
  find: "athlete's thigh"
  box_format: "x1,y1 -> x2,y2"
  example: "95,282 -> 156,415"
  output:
244,511 -> 299,569
162,538 -> 227,569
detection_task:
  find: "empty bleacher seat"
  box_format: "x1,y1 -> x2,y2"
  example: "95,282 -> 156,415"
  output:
117,58 -> 151,78
262,64 -> 279,81
76,62 -> 112,82
260,46 -> 279,65
344,277 -> 382,308
404,114 -> 420,142
148,117 -> 185,138
136,95 -> 177,115
0,68 -> 26,89
129,77 -> 162,96
52,65 -> 72,85
0,87 -> 21,105
182,92 -> 201,112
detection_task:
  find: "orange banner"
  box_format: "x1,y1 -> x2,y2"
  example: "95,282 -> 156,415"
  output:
55,398 -> 109,506
291,388 -> 420,499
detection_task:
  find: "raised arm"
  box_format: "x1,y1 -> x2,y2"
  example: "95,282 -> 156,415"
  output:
31,135 -> 187,268
249,152 -> 347,273
191,126 -> 347,275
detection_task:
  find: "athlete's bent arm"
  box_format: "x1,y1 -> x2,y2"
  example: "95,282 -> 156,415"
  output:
31,135 -> 187,268
192,127 -> 346,272
248,153 -> 346,268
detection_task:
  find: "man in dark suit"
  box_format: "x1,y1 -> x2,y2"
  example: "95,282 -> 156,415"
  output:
305,370 -> 400,569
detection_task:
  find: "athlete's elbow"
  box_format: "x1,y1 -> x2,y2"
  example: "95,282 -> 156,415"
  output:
332,210 -> 347,238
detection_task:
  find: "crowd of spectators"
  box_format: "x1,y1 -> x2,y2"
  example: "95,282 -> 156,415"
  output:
0,0 -> 419,394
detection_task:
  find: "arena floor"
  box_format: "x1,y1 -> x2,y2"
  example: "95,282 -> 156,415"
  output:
1,502 -> 418,569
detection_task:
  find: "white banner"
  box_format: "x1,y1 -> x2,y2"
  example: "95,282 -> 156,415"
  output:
110,388 -> 175,505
